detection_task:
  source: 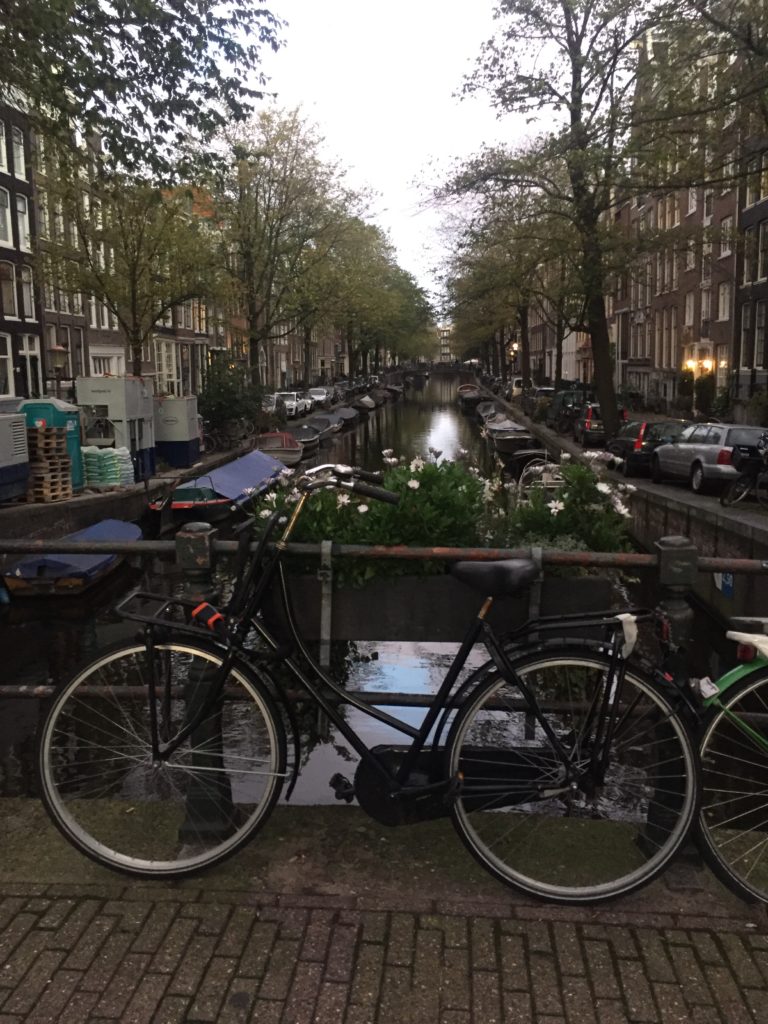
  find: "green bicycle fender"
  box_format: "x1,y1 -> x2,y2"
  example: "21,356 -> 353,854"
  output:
704,656 -> 768,709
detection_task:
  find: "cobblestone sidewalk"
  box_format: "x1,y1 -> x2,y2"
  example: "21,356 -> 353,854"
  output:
1,880 -> 767,1024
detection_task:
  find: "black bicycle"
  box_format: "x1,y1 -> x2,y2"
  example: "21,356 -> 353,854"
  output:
37,464 -> 699,903
720,436 -> 768,508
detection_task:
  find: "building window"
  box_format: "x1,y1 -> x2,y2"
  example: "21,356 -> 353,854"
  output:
747,158 -> 761,207
701,241 -> 712,284
685,243 -> 696,271
37,188 -> 49,238
720,216 -> 733,257
760,222 -> 768,281
671,251 -> 679,291
20,266 -> 35,319
722,151 -> 736,191
0,122 -> 6,174
703,189 -> 713,223
701,288 -> 711,322
11,128 -> 25,179
717,282 -> 731,321
684,291 -> 694,326
687,187 -> 697,215
0,188 -> 10,244
670,306 -> 677,368
744,226 -> 758,284
88,295 -> 98,328
91,355 -> 115,376
756,302 -> 766,369
0,333 -> 13,396
16,195 -> 30,249
59,287 -> 71,315
0,262 -> 17,318
741,304 -> 752,367
18,334 -> 42,398
70,327 -> 83,377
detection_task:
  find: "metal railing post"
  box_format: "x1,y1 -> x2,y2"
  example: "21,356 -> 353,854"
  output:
175,521 -> 220,603
655,534 -> 698,687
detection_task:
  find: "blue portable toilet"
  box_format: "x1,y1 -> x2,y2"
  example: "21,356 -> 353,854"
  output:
18,398 -> 84,492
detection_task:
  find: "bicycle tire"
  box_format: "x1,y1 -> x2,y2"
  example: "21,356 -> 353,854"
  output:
721,474 -> 753,507
445,647 -> 699,904
556,415 -> 573,436
756,471 -> 768,510
38,638 -> 286,879
698,670 -> 768,903
202,433 -> 218,455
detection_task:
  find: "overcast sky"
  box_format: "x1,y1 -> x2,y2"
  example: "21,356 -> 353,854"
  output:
260,1 -> 524,304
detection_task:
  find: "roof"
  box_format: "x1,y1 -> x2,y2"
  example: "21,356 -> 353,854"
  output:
183,450 -> 284,505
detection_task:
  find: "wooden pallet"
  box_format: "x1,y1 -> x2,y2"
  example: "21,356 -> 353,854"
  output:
26,427 -> 68,457
26,483 -> 73,503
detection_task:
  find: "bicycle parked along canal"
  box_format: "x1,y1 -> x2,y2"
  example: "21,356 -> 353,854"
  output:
37,463 -> 699,905
720,430 -> 768,509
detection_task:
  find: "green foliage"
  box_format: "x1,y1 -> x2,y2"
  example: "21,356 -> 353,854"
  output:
251,456 -> 632,587
198,360 -> 263,429
747,389 -> 768,427
0,0 -> 282,174
712,386 -> 733,420
694,373 -> 716,416
677,370 -> 694,397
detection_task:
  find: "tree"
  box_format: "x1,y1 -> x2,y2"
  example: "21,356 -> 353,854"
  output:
49,171 -> 219,377
462,0 -> 663,434
0,0 -> 281,173
214,109 -> 362,385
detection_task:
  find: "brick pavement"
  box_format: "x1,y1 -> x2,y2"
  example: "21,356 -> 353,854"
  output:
1,880 -> 768,1023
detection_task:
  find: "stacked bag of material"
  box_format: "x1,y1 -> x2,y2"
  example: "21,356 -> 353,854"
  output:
81,446 -> 134,488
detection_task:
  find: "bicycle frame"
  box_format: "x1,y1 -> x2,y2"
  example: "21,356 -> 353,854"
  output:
144,487 -> 640,802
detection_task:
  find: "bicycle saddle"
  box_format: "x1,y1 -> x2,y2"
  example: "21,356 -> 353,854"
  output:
450,559 -> 538,596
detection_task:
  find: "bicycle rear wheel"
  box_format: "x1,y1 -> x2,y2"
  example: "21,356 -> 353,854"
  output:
721,473 -> 753,507
446,648 -> 698,903
699,671 -> 768,903
38,639 -> 286,878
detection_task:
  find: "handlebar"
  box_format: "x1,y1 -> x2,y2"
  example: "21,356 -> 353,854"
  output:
341,479 -> 400,505
299,464 -> 399,505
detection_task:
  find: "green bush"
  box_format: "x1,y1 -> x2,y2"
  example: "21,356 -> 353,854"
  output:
711,386 -> 733,420
747,389 -> 768,427
198,360 -> 263,430
694,373 -> 716,417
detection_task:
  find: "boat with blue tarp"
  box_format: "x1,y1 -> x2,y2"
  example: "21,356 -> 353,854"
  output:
2,519 -> 143,596
149,449 -> 285,525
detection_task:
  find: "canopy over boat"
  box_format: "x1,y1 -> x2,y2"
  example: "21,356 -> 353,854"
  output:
182,449 -> 284,506
3,519 -> 142,587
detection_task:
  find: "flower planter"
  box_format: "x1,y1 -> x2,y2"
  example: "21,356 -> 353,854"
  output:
283,573 -> 613,643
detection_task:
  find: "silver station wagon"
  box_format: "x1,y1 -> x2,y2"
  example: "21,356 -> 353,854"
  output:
651,422 -> 766,493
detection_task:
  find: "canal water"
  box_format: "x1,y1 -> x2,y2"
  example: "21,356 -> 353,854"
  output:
0,372 -> 500,799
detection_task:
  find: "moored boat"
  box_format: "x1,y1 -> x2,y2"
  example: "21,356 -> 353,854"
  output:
288,425 -> 321,453
255,431 -> 303,466
149,449 -> 285,524
335,407 -> 360,427
492,430 -> 538,456
307,415 -> 338,441
3,519 -> 143,596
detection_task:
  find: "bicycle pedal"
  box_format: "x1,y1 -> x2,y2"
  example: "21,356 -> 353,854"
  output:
329,773 -> 355,803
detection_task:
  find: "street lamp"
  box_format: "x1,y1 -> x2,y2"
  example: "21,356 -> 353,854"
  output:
48,344 -> 68,399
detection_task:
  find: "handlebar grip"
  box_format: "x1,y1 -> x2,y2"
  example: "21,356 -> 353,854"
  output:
352,467 -> 384,484
349,479 -> 400,505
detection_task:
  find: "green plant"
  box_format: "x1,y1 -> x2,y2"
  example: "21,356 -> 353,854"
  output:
198,360 -> 263,430
250,454 -> 633,587
712,386 -> 733,420
677,369 -> 694,397
747,389 -> 768,427
694,373 -> 716,417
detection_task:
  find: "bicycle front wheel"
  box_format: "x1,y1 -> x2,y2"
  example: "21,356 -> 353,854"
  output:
39,639 -> 286,878
446,648 -> 698,903
699,671 -> 768,903
721,474 -> 753,507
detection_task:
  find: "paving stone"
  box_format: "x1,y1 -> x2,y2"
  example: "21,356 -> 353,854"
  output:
386,913 -> 415,967
281,960 -> 322,1024
325,922 -> 358,982
257,939 -> 300,1000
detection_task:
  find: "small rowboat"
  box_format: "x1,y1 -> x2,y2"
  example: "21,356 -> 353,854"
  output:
3,519 -> 142,596
288,425 -> 320,453
255,431 -> 303,466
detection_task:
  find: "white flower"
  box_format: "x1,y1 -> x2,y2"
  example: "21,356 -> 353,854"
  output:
264,491 -> 277,504
407,478 -> 420,490
357,504 -> 369,513
242,486 -> 256,496
384,457 -> 399,466
280,468 -> 293,478
336,493 -> 351,507
612,498 -> 631,517
382,448 -> 394,457
258,508 -> 271,519
287,489 -> 301,503
560,452 -> 571,463
596,482 -> 612,495
548,499 -> 565,516
409,456 -> 425,472
620,483 -> 637,493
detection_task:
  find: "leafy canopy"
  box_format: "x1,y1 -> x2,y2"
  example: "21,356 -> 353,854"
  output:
0,0 -> 282,173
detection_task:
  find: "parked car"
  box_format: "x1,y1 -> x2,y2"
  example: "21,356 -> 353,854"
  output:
261,393 -> 287,419
275,391 -> 303,418
299,391 -> 316,414
573,403 -> 607,448
544,389 -> 593,431
309,387 -> 332,408
651,423 -> 768,493
607,419 -> 690,477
